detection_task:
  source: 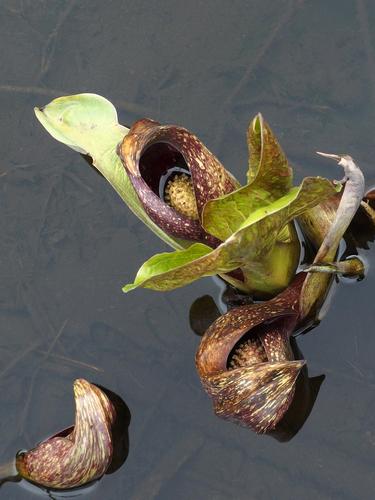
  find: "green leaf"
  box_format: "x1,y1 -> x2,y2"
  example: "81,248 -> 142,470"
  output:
35,93 -> 186,250
247,113 -> 292,192
123,243 -> 213,292
124,177 -> 338,294
202,184 -> 274,241
202,114 -> 293,241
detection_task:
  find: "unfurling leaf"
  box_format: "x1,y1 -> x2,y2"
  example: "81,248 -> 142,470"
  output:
247,113 -> 293,191
202,113 -> 293,241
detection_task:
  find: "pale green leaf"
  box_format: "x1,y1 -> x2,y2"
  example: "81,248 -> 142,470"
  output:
35,93 -> 186,249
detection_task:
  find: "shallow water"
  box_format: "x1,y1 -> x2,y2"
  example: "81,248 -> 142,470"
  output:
0,1 -> 374,498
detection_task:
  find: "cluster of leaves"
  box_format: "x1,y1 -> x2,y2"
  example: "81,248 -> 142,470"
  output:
35,94 -> 339,296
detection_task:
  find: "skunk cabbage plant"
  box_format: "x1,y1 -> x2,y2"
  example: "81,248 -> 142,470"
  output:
195,155 -> 365,432
16,379 -> 116,490
34,93 -> 369,436
35,93 -> 339,296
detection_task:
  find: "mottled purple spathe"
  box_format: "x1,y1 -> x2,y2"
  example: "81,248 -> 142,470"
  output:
118,119 -> 239,246
195,273 -> 307,433
16,379 -> 115,490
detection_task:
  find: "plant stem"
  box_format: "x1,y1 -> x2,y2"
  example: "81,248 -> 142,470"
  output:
0,459 -> 18,486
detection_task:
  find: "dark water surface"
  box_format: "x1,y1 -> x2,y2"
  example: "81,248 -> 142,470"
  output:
1,1 -> 375,498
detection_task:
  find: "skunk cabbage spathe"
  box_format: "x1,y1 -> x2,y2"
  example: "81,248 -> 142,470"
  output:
16,379 -> 116,490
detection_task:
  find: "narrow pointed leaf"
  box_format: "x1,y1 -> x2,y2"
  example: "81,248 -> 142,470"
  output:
247,113 -> 292,192
35,93 -> 185,249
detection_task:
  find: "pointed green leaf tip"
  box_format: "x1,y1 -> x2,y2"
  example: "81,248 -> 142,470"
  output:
202,114 -> 293,241
247,113 -> 293,192
34,94 -> 185,249
124,177 -> 338,294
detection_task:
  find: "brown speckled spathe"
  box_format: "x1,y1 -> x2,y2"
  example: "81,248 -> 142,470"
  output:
118,119 -> 239,246
16,379 -> 115,490
195,273 -> 306,433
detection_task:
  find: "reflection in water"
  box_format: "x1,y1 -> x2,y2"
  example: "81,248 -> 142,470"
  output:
189,295 -> 220,337
97,385 -> 131,475
18,478 -> 99,498
189,285 -> 256,337
0,382 -> 130,497
346,197 -> 375,252
268,338 -> 325,442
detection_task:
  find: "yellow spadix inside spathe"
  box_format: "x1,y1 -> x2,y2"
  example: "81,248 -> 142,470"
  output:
164,173 -> 199,220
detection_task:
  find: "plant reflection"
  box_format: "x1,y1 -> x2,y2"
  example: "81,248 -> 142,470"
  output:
268,339 -> 325,442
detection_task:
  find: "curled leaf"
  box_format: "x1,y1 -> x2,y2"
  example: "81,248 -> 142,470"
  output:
247,113 -> 293,190
313,154 -> 365,262
16,379 -> 116,490
189,295 -> 221,336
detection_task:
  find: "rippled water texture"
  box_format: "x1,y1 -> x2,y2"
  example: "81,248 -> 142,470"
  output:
0,1 -> 375,498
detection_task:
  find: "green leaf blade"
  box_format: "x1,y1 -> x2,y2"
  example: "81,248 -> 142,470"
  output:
232,178 -> 338,261
35,93 -> 186,250
123,243 -> 216,292
125,177 -> 338,294
247,113 -> 293,193
202,114 -> 296,241
202,184 -> 274,241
